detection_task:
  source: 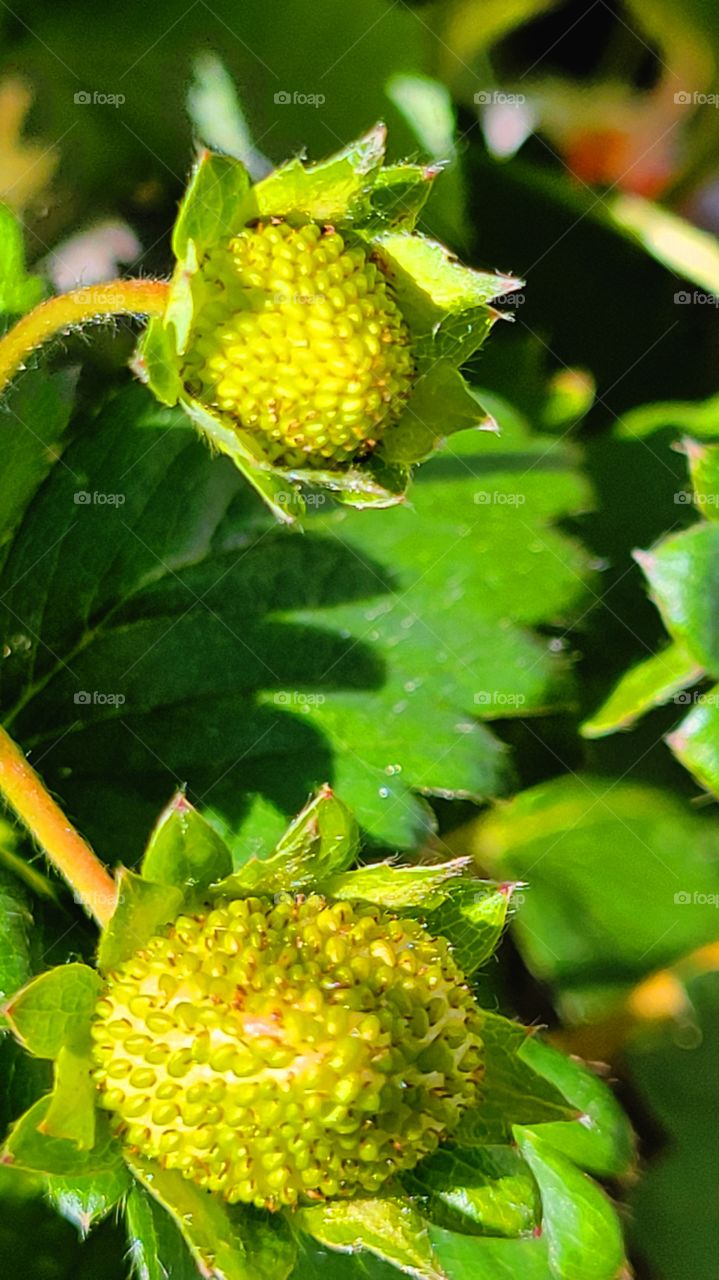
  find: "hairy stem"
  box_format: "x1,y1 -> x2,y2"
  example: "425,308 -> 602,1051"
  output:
0,278 -> 170,393
0,725 -> 116,926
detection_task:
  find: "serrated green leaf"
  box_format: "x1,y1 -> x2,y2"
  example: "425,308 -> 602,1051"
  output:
520,1037 -> 635,1178
46,1161 -> 131,1235
172,150 -> 252,262
96,870 -> 183,972
581,641 -> 703,737
141,791 -> 232,895
319,859 -> 468,909
2,1096 -> 124,1179
127,1156 -> 295,1280
454,1014 -> 576,1145
424,883 -> 512,974
0,862 -> 33,1028
402,1144 -> 540,1237
4,964 -> 100,1058
514,1129 -> 626,1280
125,1184 -> 202,1280
254,125 -> 386,223
635,525 -> 719,671
0,384 -> 589,860
41,1045 -> 96,1150
295,1195 -> 444,1280
0,203 -> 45,315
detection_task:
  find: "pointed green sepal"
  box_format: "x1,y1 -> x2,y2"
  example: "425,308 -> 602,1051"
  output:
127,1156 -> 296,1280
141,790 -> 233,896
2,1096 -> 125,1180
4,963 -> 100,1058
424,882 -> 516,973
96,869 -> 183,972
41,1045 -> 97,1150
382,367 -> 490,464
319,859 -> 469,909
253,124 -> 386,223
172,149 -> 252,262
514,1128 -> 626,1280
371,229 -> 522,335
453,1014 -> 577,1146
211,785 -> 358,896
296,1195 -> 445,1280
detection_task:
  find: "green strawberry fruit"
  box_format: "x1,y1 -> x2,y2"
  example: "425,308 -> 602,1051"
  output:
182,221 -> 415,467
91,893 -> 484,1210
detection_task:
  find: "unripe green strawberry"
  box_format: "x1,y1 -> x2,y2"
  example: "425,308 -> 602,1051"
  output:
181,221 -> 415,467
91,894 -> 483,1210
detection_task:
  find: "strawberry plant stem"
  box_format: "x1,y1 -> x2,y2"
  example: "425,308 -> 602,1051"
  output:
0,725 -> 116,925
0,279 -> 170,392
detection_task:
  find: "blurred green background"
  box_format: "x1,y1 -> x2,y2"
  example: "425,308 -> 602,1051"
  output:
2,1 -> 719,1277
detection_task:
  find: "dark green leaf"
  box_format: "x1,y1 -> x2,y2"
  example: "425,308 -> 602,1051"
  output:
0,370 -> 76,551
0,385 -> 590,859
